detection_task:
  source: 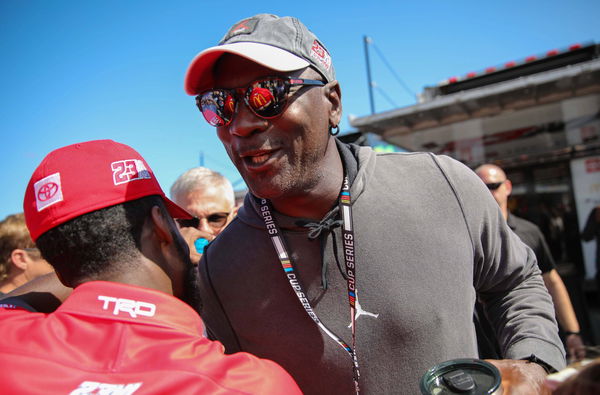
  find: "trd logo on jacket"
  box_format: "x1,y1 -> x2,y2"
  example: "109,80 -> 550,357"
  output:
97,295 -> 156,318
70,380 -> 142,395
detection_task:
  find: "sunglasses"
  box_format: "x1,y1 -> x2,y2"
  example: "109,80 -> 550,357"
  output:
196,77 -> 325,127
176,212 -> 230,230
485,181 -> 505,191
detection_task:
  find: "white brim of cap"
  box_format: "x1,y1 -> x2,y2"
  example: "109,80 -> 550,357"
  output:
184,42 -> 310,95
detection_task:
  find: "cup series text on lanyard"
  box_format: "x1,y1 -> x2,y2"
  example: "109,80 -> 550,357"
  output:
258,175 -> 361,394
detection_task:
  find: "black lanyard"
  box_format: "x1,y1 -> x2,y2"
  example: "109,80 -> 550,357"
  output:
257,175 -> 360,393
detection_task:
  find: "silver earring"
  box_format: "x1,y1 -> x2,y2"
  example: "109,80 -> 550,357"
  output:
329,125 -> 340,136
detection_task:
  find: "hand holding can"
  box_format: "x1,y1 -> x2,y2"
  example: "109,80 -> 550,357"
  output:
421,358 -> 503,394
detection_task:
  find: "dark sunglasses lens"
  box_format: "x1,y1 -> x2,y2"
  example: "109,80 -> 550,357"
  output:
198,90 -> 235,127
207,213 -> 229,228
176,218 -> 200,228
246,78 -> 287,118
486,182 -> 503,190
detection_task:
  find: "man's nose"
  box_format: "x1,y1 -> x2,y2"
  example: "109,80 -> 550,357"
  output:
228,99 -> 268,138
198,218 -> 215,235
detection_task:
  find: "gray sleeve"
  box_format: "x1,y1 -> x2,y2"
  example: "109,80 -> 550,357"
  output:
432,155 -> 566,371
197,247 -> 242,353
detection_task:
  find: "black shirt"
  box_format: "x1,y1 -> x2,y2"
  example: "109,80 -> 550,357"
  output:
507,214 -> 556,274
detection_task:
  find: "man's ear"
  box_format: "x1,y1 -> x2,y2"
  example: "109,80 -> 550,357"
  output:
505,179 -> 513,196
325,80 -> 342,128
149,205 -> 174,245
9,249 -> 29,271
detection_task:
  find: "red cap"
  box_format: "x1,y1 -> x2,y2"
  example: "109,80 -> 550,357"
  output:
24,140 -> 192,241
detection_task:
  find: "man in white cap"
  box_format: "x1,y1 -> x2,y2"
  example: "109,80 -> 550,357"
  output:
183,13 -> 565,394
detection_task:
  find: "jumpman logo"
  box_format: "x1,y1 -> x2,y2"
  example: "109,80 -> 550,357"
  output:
348,297 -> 379,328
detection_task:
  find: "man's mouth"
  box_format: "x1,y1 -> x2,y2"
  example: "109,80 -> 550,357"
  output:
240,149 -> 279,168
249,153 -> 270,164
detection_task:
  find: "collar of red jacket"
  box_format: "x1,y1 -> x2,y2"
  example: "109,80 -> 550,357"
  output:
57,281 -> 204,335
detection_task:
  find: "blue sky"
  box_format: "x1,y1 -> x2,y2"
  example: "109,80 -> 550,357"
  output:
1,0 -> 599,220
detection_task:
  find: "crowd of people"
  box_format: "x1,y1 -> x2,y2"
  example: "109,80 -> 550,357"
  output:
1,12 -> 599,395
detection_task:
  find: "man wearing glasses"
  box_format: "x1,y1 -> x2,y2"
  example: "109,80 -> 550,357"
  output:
476,163 -> 586,363
184,13 -> 566,394
170,167 -> 236,261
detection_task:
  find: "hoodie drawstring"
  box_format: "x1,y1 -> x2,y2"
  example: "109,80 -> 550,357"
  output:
298,206 -> 348,289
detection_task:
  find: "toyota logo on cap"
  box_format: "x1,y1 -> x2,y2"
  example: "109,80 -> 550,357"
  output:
34,173 -> 63,211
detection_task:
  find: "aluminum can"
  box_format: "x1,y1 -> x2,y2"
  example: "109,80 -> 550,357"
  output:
420,358 -> 502,394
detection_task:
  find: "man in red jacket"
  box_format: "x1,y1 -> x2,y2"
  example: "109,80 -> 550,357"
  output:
0,139 -> 299,394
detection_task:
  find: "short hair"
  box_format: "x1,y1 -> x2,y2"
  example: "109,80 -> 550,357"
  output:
0,213 -> 35,281
35,195 -> 164,287
170,167 -> 235,207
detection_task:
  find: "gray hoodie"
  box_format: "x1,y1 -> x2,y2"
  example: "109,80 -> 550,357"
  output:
197,143 -> 565,394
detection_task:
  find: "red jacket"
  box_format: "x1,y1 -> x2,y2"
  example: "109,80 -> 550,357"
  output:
0,281 -> 300,394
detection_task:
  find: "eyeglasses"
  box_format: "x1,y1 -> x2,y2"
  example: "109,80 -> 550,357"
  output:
485,181 -> 505,191
176,212 -> 230,231
196,77 -> 325,127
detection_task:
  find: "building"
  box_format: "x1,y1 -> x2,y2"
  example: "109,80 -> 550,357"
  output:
351,42 -> 600,283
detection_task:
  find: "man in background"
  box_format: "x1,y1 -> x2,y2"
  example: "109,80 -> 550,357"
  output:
170,167 -> 236,261
582,204 -> 600,302
0,139 -> 300,394
0,213 -> 53,294
170,167 -> 236,237
476,163 -> 586,362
